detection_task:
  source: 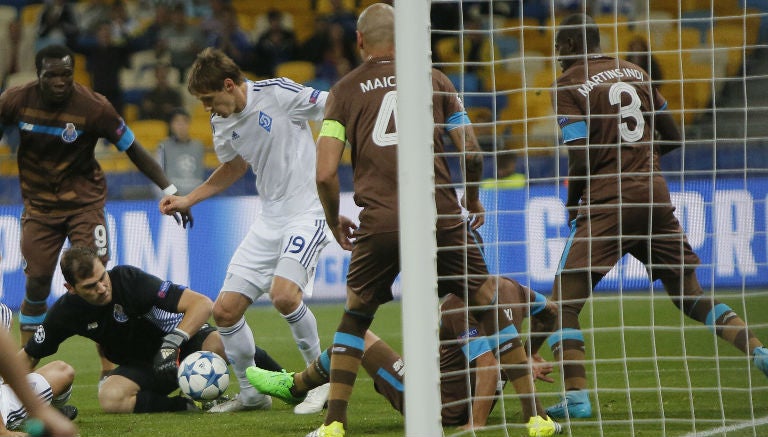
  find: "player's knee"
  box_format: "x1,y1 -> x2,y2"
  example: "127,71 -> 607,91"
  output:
269,288 -> 301,315
50,360 -> 76,382
212,301 -> 242,327
98,383 -> 132,413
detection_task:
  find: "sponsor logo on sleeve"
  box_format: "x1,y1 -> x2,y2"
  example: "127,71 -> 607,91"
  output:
157,281 -> 171,298
457,327 -> 479,342
558,116 -> 569,127
115,119 -> 127,137
309,89 -> 321,104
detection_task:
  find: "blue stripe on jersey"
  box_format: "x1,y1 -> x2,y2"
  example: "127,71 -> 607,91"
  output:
547,328 -> 584,348
333,332 -> 365,351
557,218 -> 578,274
376,368 -> 404,392
253,78 -> 304,93
18,122 -> 84,139
0,303 -> 12,331
145,307 -> 184,334
561,121 -> 588,143
486,324 -> 520,351
530,291 -> 547,316
446,111 -> 471,131
462,337 -> 493,362
115,126 -> 135,151
705,303 -> 733,332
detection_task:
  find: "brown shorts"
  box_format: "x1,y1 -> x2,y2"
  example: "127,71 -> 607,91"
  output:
560,201 -> 700,281
346,224 -> 489,306
21,208 -> 110,278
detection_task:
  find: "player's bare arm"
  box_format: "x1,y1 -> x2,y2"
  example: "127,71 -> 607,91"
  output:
17,348 -> 40,371
173,289 -> 214,337
459,351 -> 499,430
654,111 -> 682,155
566,140 -> 588,222
448,125 -> 485,229
159,156 -> 248,217
317,132 -> 356,250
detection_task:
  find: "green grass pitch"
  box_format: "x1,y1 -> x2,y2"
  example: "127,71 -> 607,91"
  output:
33,291 -> 768,436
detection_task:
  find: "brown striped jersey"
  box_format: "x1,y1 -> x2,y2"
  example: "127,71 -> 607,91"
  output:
0,81 -> 135,215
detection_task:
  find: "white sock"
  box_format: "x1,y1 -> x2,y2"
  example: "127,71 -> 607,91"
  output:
218,317 -> 262,403
282,301 -> 321,366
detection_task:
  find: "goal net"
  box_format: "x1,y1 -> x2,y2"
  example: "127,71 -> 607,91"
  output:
407,0 -> 768,435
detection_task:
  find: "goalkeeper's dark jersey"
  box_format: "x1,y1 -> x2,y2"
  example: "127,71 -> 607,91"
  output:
24,265 -> 185,366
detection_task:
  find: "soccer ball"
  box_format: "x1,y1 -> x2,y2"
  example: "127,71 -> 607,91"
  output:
177,351 -> 230,400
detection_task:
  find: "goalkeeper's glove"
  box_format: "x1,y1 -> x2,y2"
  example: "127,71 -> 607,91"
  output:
153,328 -> 189,379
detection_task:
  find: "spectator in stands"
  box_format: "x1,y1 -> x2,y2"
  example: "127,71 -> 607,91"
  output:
71,19 -> 143,115
159,4 -> 206,83
320,0 -> 357,40
132,2 -> 173,52
206,4 -> 253,73
298,16 -> 331,65
77,0 -> 112,35
0,18 -> 22,89
253,9 -> 297,77
626,36 -> 662,90
156,108 -> 205,197
35,0 -> 79,51
106,0 -> 140,44
199,0 -> 229,38
139,63 -> 182,121
314,22 -> 358,86
481,151 -> 525,190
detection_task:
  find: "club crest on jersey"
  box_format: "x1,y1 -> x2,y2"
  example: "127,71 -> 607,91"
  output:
113,304 -> 129,323
34,325 -> 45,343
231,131 -> 240,141
61,122 -> 78,143
259,111 -> 272,132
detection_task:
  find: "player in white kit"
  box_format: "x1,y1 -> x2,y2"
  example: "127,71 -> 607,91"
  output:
160,48 -> 332,414
0,303 -> 77,433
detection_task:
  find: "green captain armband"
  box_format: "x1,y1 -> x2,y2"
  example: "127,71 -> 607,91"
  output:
319,119 -> 346,142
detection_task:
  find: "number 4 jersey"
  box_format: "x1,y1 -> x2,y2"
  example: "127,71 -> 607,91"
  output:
323,56 -> 464,236
554,56 -> 669,206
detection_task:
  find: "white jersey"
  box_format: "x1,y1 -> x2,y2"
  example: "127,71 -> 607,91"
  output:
211,78 -> 328,219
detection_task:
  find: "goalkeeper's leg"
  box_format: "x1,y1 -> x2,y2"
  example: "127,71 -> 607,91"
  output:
664,271 -> 767,374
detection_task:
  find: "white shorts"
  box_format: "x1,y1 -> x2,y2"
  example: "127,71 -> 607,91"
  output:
1,373 -> 51,429
223,213 -> 331,300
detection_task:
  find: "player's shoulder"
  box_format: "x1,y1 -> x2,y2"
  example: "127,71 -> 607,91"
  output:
251,77 -> 305,95
0,81 -> 36,108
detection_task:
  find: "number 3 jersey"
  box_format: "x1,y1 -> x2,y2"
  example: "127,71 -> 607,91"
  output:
323,56 -> 464,236
554,56 -> 668,206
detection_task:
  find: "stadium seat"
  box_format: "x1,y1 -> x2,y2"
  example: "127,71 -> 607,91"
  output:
314,0 -> 356,14
129,119 -> 168,152
19,3 -> 40,26
275,61 -> 316,85
434,37 -> 462,73
0,5 -> 15,26
5,71 -> 36,88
